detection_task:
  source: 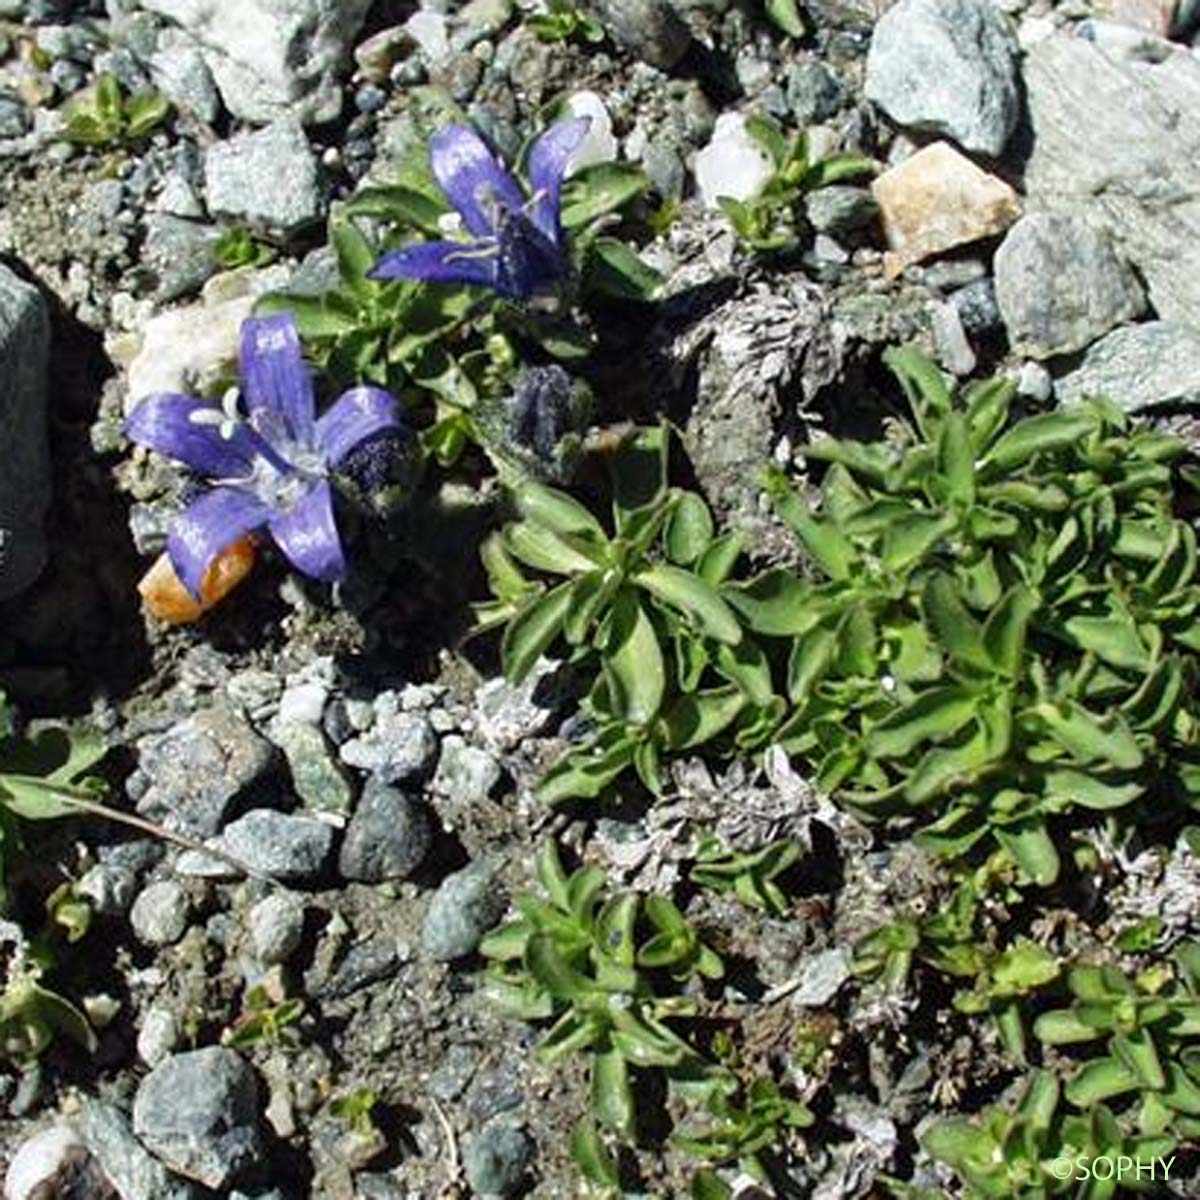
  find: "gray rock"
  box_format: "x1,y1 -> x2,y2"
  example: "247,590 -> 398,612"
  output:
804,186 -> 879,237
72,1099 -> 193,1200
787,947 -> 853,1008
432,736 -> 502,809
1055,321 -> 1200,411
130,880 -> 190,947
474,666 -> 558,751
315,938 -> 401,999
269,719 -> 354,815
421,857 -> 506,962
951,277 -> 1002,336
248,892 -> 305,964
204,119 -> 323,236
0,91 -> 29,139
132,1047 -> 262,1191
142,214 -> 222,302
150,38 -> 222,123
0,264 -> 50,601
136,0 -> 374,125
137,1005 -> 181,1067
464,1124 -> 532,1197
588,0 -> 690,69
1022,31 -> 1200,332
338,778 -> 432,883
786,61 -> 845,125
339,708 -> 438,784
135,705 -> 274,838
994,214 -> 1144,360
865,0 -> 1020,156
219,809 -> 335,883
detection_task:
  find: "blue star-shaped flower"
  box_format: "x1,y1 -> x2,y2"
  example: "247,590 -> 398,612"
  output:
369,118 -> 590,303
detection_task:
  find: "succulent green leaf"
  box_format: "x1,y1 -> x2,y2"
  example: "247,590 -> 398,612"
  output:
636,565 -> 742,645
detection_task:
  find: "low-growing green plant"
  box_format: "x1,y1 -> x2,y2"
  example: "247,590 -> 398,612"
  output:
61,72 -> 171,146
213,226 -> 277,271
476,425 -> 786,800
1034,948 -> 1200,1136
224,981 -> 305,1048
689,836 -> 801,917
527,0 -> 606,44
919,1069 -> 1175,1200
718,114 -> 873,253
754,348 -> 1200,884
480,843 -> 817,1191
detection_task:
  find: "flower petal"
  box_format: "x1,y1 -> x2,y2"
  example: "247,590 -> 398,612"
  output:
125,393 -> 258,478
496,211 -> 566,301
430,124 -> 525,238
239,314 -> 316,446
369,241 -> 498,288
314,387 -> 403,466
168,487 -> 271,599
527,117 -> 591,243
268,480 -> 346,584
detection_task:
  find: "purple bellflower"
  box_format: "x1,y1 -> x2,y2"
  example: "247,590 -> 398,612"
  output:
369,118 -> 591,303
124,313 -> 401,598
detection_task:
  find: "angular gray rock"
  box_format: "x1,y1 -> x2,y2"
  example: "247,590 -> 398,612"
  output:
865,0 -> 1020,156
422,857 -> 506,962
136,0 -> 373,125
1055,322 -> 1200,411
339,708 -> 438,784
588,0 -> 690,70
219,809 -> 336,883
1023,31 -> 1200,330
0,265 -> 50,601
204,119 -> 323,236
994,214 -> 1145,360
132,1047 -> 262,1190
248,891 -> 305,964
73,1099 -> 194,1200
465,1124 -> 532,1197
135,705 -> 274,837
338,778 -> 432,884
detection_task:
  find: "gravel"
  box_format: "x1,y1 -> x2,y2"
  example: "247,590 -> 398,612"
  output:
421,857 -> 507,962
203,118 -> 324,236
339,703 -> 438,784
129,880 -> 190,947
132,1047 -> 262,1190
215,809 -> 337,883
865,0 -> 1020,156
248,892 -> 306,965
337,778 -> 433,883
464,1124 -> 533,1197
994,213 -> 1145,359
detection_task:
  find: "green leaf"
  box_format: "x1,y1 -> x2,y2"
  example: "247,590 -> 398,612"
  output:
516,481 -> 608,543
922,575 -> 992,673
345,185 -> 447,236
1042,768 -> 1141,811
865,685 -> 980,760
697,533 -> 744,586
0,727 -> 109,820
714,638 -> 775,706
979,411 -> 1099,475
584,238 -> 663,302
788,627 -> 838,705
994,818 -> 1060,886
501,582 -> 572,684
604,592 -> 665,726
635,565 -> 742,645
94,73 -> 122,123
723,570 -> 819,637
804,153 -> 876,189
1065,1056 -> 1140,1107
884,345 -> 953,433
665,493 -> 715,565
571,1120 -> 621,1187
982,585 -> 1037,678
1112,1027 -> 1164,1089
1063,615 -> 1152,672
330,216 -> 377,292
937,412 -> 976,507
535,729 -> 637,804
124,90 -> 171,138
764,0 -> 806,36
1029,701 -> 1143,770
505,522 -> 603,576
661,687 -> 746,750
881,510 -> 958,573
692,1169 -> 733,1200
561,162 -> 648,229
592,1047 -> 635,1137
1034,1008 -> 1104,1046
